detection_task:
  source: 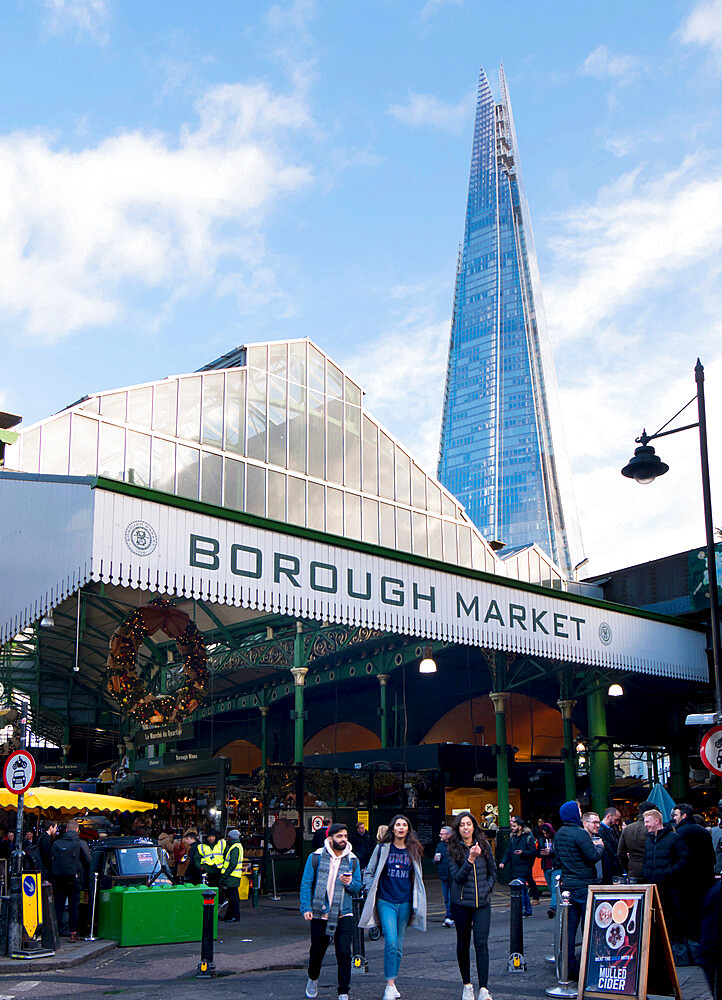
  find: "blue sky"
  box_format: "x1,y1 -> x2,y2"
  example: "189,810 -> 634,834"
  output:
2,0 -> 722,577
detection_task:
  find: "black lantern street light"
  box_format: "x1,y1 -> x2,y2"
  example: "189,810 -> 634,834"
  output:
621,359 -> 721,722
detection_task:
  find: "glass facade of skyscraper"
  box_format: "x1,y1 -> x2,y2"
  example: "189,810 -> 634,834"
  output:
438,65 -> 581,577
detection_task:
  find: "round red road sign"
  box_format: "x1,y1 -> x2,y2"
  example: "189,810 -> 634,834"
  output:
2,750 -> 36,795
699,724 -> 722,778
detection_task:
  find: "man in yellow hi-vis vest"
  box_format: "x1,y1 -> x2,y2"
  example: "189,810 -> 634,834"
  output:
199,831 -> 226,888
219,829 -> 244,922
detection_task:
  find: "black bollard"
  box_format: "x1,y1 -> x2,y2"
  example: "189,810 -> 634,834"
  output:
351,888 -> 367,974
507,879 -> 526,972
196,889 -> 217,979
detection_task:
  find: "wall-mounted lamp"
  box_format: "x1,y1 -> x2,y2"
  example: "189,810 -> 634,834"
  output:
419,645 -> 437,674
40,610 -> 55,627
608,683 -> 624,697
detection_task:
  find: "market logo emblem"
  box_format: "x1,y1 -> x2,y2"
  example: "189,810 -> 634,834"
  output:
124,521 -> 158,557
598,622 -> 613,645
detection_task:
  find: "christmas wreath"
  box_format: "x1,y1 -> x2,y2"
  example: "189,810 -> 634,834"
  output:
106,598 -> 208,725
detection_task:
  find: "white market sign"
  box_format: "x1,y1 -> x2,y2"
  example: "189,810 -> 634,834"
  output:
0,476 -> 707,681
91,490 -> 706,680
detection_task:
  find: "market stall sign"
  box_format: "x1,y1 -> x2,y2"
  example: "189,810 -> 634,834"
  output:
699,724 -> 722,777
3,750 -> 36,795
164,749 -> 211,765
135,722 -> 193,747
579,884 -> 680,1000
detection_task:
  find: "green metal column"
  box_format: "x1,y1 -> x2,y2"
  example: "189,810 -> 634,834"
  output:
260,705 -> 269,769
378,674 -> 389,749
291,622 -> 307,766
489,691 -> 510,856
587,687 -> 610,816
668,711 -> 688,800
557,699 -> 577,801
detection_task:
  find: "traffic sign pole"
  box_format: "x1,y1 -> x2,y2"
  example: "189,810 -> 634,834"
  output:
7,713 -> 28,957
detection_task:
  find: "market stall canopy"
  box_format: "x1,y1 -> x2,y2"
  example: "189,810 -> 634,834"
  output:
0,786 -> 156,815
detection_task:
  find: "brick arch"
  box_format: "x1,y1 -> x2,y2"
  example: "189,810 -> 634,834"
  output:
421,693 -> 572,760
304,722 -> 381,756
215,738 -> 262,774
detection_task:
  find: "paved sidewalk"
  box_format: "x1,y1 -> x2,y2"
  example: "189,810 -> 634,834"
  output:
0,887 -> 712,1000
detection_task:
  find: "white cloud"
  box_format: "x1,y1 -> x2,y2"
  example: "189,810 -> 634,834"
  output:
340,317 -> 449,473
43,0 -> 110,42
579,45 -> 642,80
545,158 -> 722,344
0,82 -> 313,341
419,0 -> 462,21
678,0 -> 722,56
387,91 -> 472,134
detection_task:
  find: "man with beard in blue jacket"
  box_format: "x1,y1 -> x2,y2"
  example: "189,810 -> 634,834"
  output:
553,801 -> 604,980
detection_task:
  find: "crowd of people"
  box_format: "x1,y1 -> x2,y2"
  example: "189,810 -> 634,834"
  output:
298,800 -> 722,1000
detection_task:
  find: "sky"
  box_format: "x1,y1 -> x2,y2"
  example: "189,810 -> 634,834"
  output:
2,0 -> 722,578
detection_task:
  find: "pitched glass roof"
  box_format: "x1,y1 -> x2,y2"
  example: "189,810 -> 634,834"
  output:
4,338 -> 535,580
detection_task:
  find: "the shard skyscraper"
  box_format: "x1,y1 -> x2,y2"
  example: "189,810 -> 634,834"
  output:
437,64 -> 581,577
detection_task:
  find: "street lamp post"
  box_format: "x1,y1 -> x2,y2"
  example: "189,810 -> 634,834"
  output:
621,358 -> 722,722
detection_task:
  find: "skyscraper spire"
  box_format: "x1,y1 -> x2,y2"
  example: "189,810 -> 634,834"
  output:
438,65 -> 582,577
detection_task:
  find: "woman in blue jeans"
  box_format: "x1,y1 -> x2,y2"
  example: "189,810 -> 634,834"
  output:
359,815 -> 427,1000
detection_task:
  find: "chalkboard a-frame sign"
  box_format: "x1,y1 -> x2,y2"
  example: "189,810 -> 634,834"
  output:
577,884 -> 681,1000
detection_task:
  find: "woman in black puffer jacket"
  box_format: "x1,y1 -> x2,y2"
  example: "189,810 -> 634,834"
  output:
447,811 -> 497,1000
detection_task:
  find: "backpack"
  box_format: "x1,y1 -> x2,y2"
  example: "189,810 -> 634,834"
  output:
307,851 -> 358,895
51,834 -> 81,877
